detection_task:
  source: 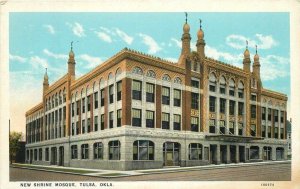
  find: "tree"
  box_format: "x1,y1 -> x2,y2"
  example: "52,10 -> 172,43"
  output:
9,131 -> 23,164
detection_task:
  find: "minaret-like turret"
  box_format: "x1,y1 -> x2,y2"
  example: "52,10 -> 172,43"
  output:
253,45 -> 261,79
196,19 -> 205,59
43,68 -> 49,94
243,40 -> 251,72
178,12 -> 191,66
68,41 -> 76,81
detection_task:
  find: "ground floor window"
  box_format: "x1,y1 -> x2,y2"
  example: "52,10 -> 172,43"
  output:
189,143 -> 202,160
238,123 -> 243,135
109,140 -> 120,160
250,146 -> 259,159
34,149 -> 38,161
45,148 -> 49,161
81,144 -> 89,159
229,122 -> 234,135
39,148 -> 42,161
133,140 -> 154,160
219,120 -> 225,134
94,142 -> 103,159
71,145 -> 77,159
209,119 -> 215,133
191,117 -> 199,132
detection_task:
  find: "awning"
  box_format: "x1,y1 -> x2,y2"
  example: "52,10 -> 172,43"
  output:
205,134 -> 264,142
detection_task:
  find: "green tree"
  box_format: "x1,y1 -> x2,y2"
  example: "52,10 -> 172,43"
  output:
9,131 -> 23,164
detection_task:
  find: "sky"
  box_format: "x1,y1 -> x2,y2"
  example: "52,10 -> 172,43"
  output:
9,12 -> 290,135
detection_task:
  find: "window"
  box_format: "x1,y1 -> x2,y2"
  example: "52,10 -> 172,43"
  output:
191,117 -> 199,132
280,128 -> 284,139
162,87 -> 170,105
251,124 -> 256,136
117,81 -> 122,101
100,89 -> 105,107
117,109 -> 122,127
94,92 -> 98,109
238,102 -> 244,116
229,100 -> 235,115
132,109 -> 141,127
209,96 -> 216,112
191,93 -> 199,109
146,111 -> 155,128
268,126 -> 271,138
72,123 -> 75,136
220,98 -> 226,114
262,107 -> 266,120
109,112 -> 114,128
133,140 -> 154,160
39,148 -> 42,161
71,145 -> 77,159
191,80 -> 199,88
274,127 -> 278,138
229,122 -> 234,135
76,100 -> 79,115
173,89 -> 181,107
76,121 -> 79,135
209,84 -> 216,92
146,70 -> 156,78
162,74 -> 171,82
280,111 -> 284,123
81,144 -> 89,159
109,85 -> 114,104
101,114 -> 104,130
82,98 -> 85,113
238,123 -> 243,135
251,94 -> 257,101
87,118 -> 91,133
109,140 -> 120,160
71,103 -> 74,117
132,80 -> 142,100
268,108 -> 272,121
251,105 -> 256,119
238,89 -> 244,98
146,83 -> 155,103
262,126 -> 266,137
87,95 -> 91,111
219,120 -> 226,134
94,142 -> 103,159
189,143 -> 202,160
45,148 -> 49,161
94,116 -> 98,131
173,114 -> 181,130
274,110 -> 278,122
162,113 -> 170,129
82,120 -> 85,134
220,85 -> 226,94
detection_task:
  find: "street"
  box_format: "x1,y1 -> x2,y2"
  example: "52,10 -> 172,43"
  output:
10,161 -> 291,181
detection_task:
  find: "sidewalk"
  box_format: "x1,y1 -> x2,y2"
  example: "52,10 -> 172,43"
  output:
11,160 -> 291,178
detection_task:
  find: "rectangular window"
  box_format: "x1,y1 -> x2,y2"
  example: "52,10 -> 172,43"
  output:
238,89 -> 244,98
274,110 -> 279,122
45,148 -> 49,161
162,113 -> 170,129
71,103 -> 74,117
132,80 -> 142,100
173,114 -> 181,131
191,80 -> 199,88
280,111 -> 284,123
133,140 -> 154,160
132,109 -> 141,127
76,121 -> 79,135
72,123 -> 75,136
87,95 -> 91,112
268,126 -> 271,138
71,145 -> 77,159
87,118 -> 91,133
238,123 -> 243,135
229,122 -> 234,135
109,85 -> 114,104
189,143 -> 202,160
251,94 -> 257,101
94,116 -> 98,131
274,127 -> 278,138
76,100 -> 79,115
100,89 -> 105,107
251,105 -> 256,119
251,124 -> 256,136
39,148 -> 42,161
94,92 -> 98,109
94,142 -> 103,159
117,81 -> 122,101
220,98 -> 226,114
81,144 -> 89,159
109,141 -> 120,160
219,120 -> 226,134
173,89 -> 181,107
146,111 -> 155,128
82,120 -> 85,134
109,111 -> 114,128
191,117 -> 199,132
146,83 -> 155,103
280,128 -> 284,139
229,87 -> 235,96
162,87 -> 170,105
101,114 -> 104,130
191,93 -> 199,109
268,108 -> 272,121
262,126 -> 266,137
209,96 -> 216,112
220,85 -> 226,94
82,98 -> 85,113
262,107 -> 266,120
238,102 -> 244,116
209,84 -> 216,92
117,109 -> 122,127
229,100 -> 235,115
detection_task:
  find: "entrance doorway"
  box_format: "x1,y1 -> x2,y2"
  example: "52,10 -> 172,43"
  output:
30,150 -> 33,164
210,145 -> 217,164
58,146 -> 64,166
263,146 -> 272,160
51,147 -> 57,165
239,146 -> 245,162
276,147 -> 284,160
163,142 -> 180,166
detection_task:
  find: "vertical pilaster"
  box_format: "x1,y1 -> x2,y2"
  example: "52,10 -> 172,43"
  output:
235,145 -> 240,163
156,84 -> 162,129
122,78 -> 132,126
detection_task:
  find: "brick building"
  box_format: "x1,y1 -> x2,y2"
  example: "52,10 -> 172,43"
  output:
25,18 -> 288,170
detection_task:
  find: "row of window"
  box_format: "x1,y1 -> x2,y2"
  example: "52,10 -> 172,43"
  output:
209,96 -> 244,115
45,92 -> 66,111
209,119 -> 243,135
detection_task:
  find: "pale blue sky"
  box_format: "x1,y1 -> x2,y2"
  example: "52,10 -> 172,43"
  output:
9,12 -> 290,133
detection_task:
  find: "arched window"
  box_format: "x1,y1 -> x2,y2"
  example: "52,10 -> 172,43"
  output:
109,140 -> 120,160
115,68 -> 122,77
229,78 -> 235,96
238,81 -> 244,98
133,140 -> 154,160
63,88 -> 66,103
162,74 -> 171,82
209,72 -> 217,92
146,70 -> 156,78
174,77 -> 182,84
108,72 -> 113,80
219,76 -> 226,94
189,143 -> 202,160
132,67 -> 143,75
93,142 -> 103,159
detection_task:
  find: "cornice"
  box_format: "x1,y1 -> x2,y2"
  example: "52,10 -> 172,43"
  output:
25,102 -> 43,116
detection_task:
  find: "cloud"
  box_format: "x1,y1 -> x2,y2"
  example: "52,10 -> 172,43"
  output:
115,28 -> 133,45
43,49 -> 68,59
29,56 -> 48,69
9,54 -> 27,63
95,31 -> 112,43
66,22 -> 85,37
171,38 -> 181,48
79,54 -> 103,69
260,55 -> 289,81
139,33 -> 162,54
43,24 -> 55,34
164,57 -> 178,62
226,34 -> 278,50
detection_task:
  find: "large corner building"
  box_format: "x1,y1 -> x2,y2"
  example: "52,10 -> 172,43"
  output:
25,18 -> 288,170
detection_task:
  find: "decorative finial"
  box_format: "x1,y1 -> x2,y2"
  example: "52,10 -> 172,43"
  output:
45,68 -> 47,74
246,40 -> 248,49
199,19 -> 202,29
255,45 -> 258,54
71,41 -> 73,51
185,12 -> 188,24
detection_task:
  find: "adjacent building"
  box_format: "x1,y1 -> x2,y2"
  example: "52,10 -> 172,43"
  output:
25,17 -> 288,170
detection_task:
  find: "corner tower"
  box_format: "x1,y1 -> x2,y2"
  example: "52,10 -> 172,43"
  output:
178,12 -> 191,66
196,19 -> 205,59
43,68 -> 49,95
68,42 -> 76,81
243,41 -> 251,72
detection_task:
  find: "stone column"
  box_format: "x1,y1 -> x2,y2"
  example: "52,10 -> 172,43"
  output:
266,108 -> 269,138
226,145 -> 231,164
259,146 -> 263,160
235,101 -> 239,135
216,97 -> 220,134
278,110 -> 281,139
272,147 -> 277,161
235,145 -> 240,163
216,144 -> 221,164
284,146 -> 288,160
226,100 -> 229,134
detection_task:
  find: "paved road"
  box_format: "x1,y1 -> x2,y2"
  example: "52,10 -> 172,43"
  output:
10,162 -> 291,181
